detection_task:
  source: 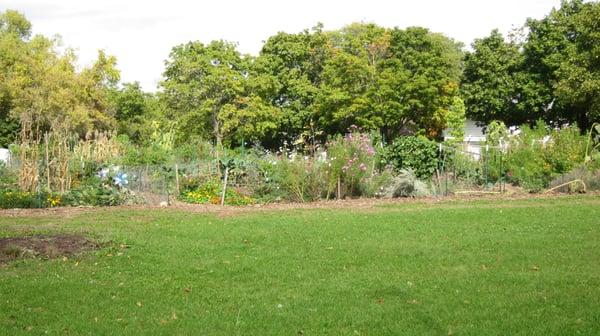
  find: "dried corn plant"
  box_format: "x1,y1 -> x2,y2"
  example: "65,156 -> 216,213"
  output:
14,117 -> 122,193
16,117 -> 41,192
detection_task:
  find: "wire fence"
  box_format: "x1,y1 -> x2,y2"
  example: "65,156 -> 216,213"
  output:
2,141 -> 598,208
430,143 -> 507,196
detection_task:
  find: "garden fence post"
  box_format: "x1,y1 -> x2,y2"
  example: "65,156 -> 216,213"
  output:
44,133 -> 50,191
221,166 -> 229,206
175,163 -> 180,195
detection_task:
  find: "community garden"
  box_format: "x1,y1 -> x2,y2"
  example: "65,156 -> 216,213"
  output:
2,1 -> 600,334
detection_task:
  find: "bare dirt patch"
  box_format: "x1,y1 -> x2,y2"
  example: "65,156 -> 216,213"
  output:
0,234 -> 99,264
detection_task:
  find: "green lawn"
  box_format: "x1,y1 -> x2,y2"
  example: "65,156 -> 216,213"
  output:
1,196 -> 600,335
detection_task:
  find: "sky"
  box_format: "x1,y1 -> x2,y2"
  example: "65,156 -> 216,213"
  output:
3,0 -> 562,92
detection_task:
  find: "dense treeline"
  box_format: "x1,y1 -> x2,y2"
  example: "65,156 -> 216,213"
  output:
1,0 -> 599,150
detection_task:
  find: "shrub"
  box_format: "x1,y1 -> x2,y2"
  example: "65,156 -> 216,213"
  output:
270,154 -> 329,202
61,177 -> 129,206
384,169 -> 430,198
0,190 -> 58,209
382,136 -> 439,180
179,179 -> 255,206
0,163 -> 18,190
362,169 -> 395,198
326,131 -> 377,198
501,122 -> 588,192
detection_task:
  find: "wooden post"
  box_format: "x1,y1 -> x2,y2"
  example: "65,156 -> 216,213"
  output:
44,133 -> 50,191
220,166 -> 229,206
337,176 -> 341,200
175,163 -> 180,195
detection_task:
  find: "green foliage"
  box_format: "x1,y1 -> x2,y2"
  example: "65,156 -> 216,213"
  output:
361,168 -> 395,198
162,40 -> 279,147
382,136 -> 439,179
109,82 -> 161,145
315,24 -> 463,139
256,25 -> 329,144
0,190 -> 52,208
0,10 -> 31,39
524,0 -> 600,129
1,9 -> 120,137
484,122 -> 591,191
61,177 -> 128,206
326,130 -> 377,197
179,179 -> 255,206
0,162 -> 17,190
462,30 -> 538,125
446,97 -> 466,142
270,155 -> 328,202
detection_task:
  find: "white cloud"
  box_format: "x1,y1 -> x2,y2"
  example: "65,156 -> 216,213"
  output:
4,0 -> 562,91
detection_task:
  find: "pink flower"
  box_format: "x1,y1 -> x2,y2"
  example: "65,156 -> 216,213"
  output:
359,163 -> 367,171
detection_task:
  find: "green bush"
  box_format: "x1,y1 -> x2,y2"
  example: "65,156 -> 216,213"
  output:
179,179 -> 255,206
61,177 -> 129,206
270,155 -> 329,202
361,169 -> 395,198
384,169 -> 430,198
0,163 -> 18,190
326,131 -> 377,197
0,190 -> 57,209
485,121 -> 591,192
382,136 -> 439,180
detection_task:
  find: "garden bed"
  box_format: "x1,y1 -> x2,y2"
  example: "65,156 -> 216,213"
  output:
0,234 -> 99,264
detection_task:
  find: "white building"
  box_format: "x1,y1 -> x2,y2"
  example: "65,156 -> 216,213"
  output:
0,148 -> 10,164
443,119 -> 486,159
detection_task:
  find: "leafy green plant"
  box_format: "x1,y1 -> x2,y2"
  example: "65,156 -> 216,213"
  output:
61,177 -> 129,206
382,136 -> 439,180
0,190 -> 57,209
326,130 -> 377,198
271,155 -> 328,202
179,179 -> 255,206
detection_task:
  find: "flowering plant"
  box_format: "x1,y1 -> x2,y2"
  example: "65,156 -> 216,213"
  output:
326,128 -> 377,197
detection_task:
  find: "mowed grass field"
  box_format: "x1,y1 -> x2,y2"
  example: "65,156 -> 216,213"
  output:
1,196 -> 599,335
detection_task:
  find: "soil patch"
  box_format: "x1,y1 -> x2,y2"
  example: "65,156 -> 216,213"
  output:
0,234 -> 99,264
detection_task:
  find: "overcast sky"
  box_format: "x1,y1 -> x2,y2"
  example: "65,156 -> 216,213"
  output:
3,0 -> 561,91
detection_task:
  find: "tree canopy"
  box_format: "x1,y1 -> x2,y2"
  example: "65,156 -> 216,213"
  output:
464,0 -> 600,129
1,1 -> 599,151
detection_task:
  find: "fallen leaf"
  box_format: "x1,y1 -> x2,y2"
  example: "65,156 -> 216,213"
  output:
136,302 -> 142,307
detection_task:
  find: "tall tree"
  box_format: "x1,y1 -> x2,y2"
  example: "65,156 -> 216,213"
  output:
517,0 -> 599,129
256,25 -> 330,145
0,10 -> 30,146
162,40 -> 279,147
387,27 -> 463,138
316,24 -> 463,140
462,30 -> 525,125
0,9 -> 120,140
